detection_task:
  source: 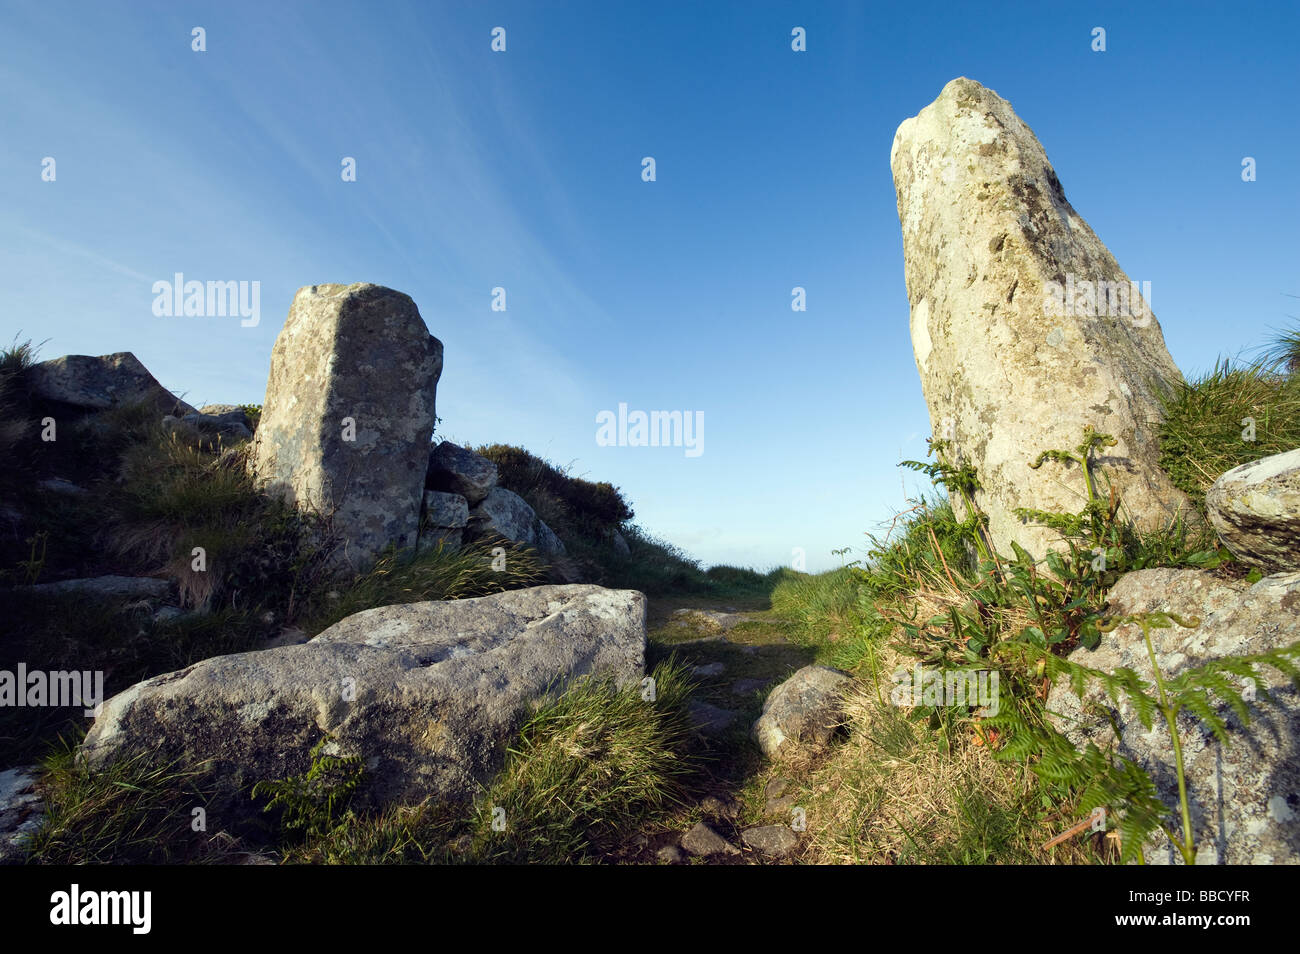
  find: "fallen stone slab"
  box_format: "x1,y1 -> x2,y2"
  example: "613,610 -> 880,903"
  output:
467,487 -> 566,557
80,584 -> 646,821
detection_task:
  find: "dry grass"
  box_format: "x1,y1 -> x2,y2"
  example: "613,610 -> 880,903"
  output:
794,646 -> 1101,865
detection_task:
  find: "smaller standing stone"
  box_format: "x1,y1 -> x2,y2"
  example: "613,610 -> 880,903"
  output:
250,283 -> 443,572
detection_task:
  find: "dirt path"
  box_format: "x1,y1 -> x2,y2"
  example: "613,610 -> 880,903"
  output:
609,597 -> 818,864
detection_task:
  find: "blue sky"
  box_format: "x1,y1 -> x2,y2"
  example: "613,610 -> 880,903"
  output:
3,1 -> 1297,573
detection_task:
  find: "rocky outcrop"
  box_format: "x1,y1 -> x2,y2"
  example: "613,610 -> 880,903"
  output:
250,284 -> 443,571
1206,449 -> 1300,572
1048,568 -> 1300,864
753,665 -> 853,758
81,584 -> 646,821
467,487 -> 566,557
28,352 -> 194,416
421,490 -> 470,549
427,442 -> 498,505
890,78 -> 1195,559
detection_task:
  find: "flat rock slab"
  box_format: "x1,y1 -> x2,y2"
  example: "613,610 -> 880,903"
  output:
670,609 -> 750,634
80,584 -> 646,822
20,575 -> 172,602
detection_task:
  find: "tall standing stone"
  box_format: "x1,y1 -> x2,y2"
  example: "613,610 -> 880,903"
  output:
251,283 -> 443,570
891,78 -> 1196,559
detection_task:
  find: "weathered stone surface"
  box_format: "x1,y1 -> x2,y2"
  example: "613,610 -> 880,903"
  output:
680,821 -> 739,857
423,491 -> 469,530
741,825 -> 799,859
1047,568 -> 1300,864
467,487 -> 567,557
753,665 -> 853,758
250,284 -> 443,571
420,490 -> 470,550
428,442 -> 498,505
28,352 -> 194,416
1206,449 -> 1300,572
80,585 -> 646,821
891,78 -> 1195,559
0,766 -> 42,864
468,487 -> 535,542
533,518 -> 566,558
20,575 -> 172,602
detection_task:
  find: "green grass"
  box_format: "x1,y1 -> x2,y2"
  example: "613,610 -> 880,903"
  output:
1157,357 -> 1300,506
469,660 -> 697,863
26,737 -> 231,865
298,539 -> 547,635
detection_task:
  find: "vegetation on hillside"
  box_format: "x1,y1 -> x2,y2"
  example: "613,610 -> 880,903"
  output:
8,325 -> 1300,865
